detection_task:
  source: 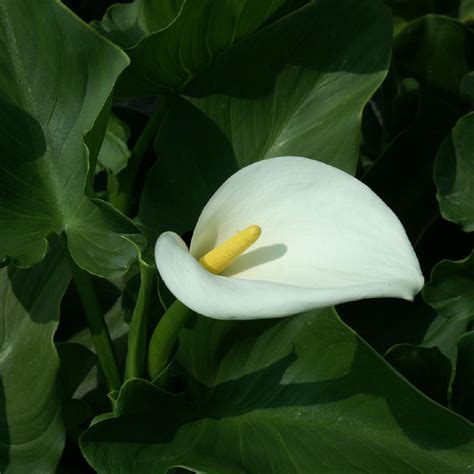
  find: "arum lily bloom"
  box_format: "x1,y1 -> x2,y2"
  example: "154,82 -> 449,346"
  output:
155,157 -> 424,320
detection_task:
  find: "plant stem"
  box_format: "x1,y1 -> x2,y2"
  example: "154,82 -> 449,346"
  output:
147,299 -> 192,380
125,260 -> 156,380
65,246 -> 121,392
110,95 -> 172,215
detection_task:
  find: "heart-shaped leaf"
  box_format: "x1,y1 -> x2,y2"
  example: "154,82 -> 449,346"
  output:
0,242 -> 70,472
139,0 -> 392,235
0,0 -> 143,278
81,309 -> 474,472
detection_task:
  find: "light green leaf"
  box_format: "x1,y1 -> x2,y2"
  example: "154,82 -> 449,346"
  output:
97,114 -> 132,176
0,0 -> 143,278
434,112 -> 474,232
0,242 -> 70,473
81,309 -> 474,473
116,0 -> 287,96
93,0 -> 184,49
140,0 -> 392,235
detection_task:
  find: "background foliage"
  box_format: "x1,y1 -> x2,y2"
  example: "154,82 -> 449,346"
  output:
0,0 -> 473,472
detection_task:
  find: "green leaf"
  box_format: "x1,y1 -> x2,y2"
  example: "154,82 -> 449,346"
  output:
140,0 -> 392,235
97,114 -> 132,176
434,112 -> 474,232
81,309 -> 474,473
93,0 -> 185,49
384,0 -> 459,33
421,312 -> 472,364
0,242 -> 70,472
394,15 -> 473,95
452,331 -> 474,421
116,0 -> 287,96
459,0 -> 474,21
0,0 -> 144,278
385,344 -> 452,405
423,252 -> 474,322
422,252 -> 474,362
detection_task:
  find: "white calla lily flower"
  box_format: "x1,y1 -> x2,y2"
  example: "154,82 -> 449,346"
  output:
155,157 -> 424,320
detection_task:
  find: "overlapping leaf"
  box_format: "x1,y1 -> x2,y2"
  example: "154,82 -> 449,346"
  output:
422,252 -> 474,361
0,0 -> 143,278
93,0 -> 185,49
434,112 -> 474,232
140,0 -> 392,235
114,0 -> 287,96
0,242 -> 70,473
394,15 -> 473,95
81,309 -> 474,473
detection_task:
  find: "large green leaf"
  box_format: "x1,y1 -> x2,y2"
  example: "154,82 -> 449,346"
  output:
0,0 -> 143,278
81,309 -> 474,472
140,0 -> 392,235
93,0 -> 184,49
116,0 -> 287,96
434,112 -> 474,232
0,242 -> 70,473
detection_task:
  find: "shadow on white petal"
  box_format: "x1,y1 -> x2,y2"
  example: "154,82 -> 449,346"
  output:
222,244 -> 288,277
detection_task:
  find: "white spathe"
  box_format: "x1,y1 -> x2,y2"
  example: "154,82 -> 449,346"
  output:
155,157 -> 424,320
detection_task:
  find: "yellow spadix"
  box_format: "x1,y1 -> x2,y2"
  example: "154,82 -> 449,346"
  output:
199,225 -> 262,274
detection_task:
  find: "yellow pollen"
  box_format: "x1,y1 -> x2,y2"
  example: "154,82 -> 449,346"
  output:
199,225 -> 262,274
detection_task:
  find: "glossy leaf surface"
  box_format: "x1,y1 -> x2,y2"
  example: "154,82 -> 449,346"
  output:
0,244 -> 69,472
0,0 -> 142,277
140,0 -> 392,235
81,309 -> 474,473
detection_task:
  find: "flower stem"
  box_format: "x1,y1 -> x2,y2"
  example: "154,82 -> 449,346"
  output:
110,95 -> 172,215
64,244 -> 121,392
124,260 -> 156,380
147,299 -> 192,380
